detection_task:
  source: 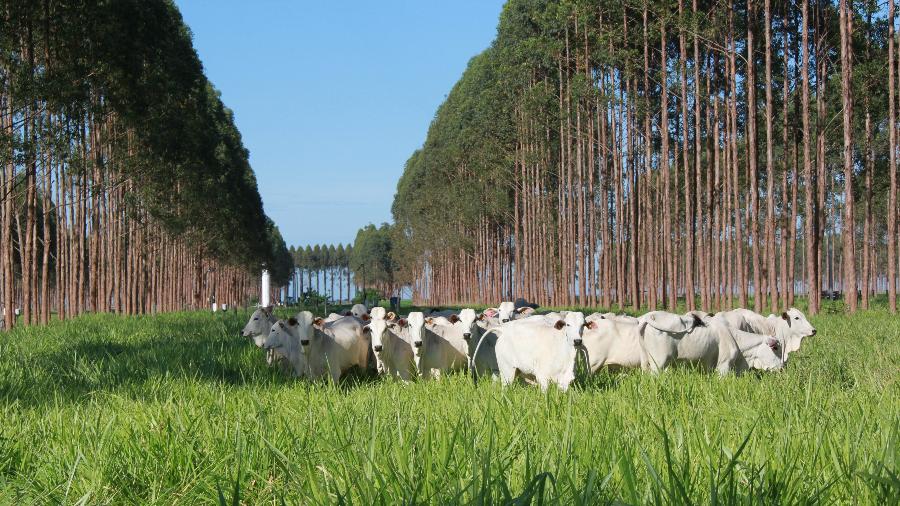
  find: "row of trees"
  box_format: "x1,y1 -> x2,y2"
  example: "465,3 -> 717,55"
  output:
288,226 -> 401,305
390,0 -> 900,315
0,0 -> 291,329
288,244 -> 353,303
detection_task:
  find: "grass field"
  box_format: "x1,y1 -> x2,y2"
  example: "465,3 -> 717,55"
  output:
0,306 -> 897,504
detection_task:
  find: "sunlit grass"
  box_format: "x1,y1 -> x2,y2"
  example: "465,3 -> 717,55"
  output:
0,307 -> 897,504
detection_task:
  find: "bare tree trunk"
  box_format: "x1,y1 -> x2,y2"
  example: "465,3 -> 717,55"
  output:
802,0 -> 818,313
840,0 -> 857,312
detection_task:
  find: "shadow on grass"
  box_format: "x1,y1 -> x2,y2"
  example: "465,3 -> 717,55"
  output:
0,313 -> 296,407
0,311 -> 403,407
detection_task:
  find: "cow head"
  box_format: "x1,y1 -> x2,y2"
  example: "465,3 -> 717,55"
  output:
781,307 -> 816,337
744,336 -> 785,371
777,307 -> 815,359
364,319 -> 387,354
497,301 -> 516,323
264,318 -> 293,351
407,312 -> 425,349
553,311 -> 589,347
365,315 -> 410,354
457,308 -> 480,341
370,307 -> 387,321
242,306 -> 274,343
351,303 -> 369,319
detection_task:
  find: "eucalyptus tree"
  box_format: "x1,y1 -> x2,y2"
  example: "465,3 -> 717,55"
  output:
0,0 -> 289,328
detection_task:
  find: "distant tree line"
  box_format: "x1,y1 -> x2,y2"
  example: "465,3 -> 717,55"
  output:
0,0 -> 291,329
288,243 -> 353,303
291,224 -> 406,304
387,0 -> 900,315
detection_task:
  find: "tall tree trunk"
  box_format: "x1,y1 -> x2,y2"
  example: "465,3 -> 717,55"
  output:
802,0 -> 818,313
840,0 -> 857,312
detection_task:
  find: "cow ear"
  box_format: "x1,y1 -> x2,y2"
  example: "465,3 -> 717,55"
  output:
397,319 -> 408,328
691,314 -> 705,327
477,313 -> 486,321
386,311 -> 396,320
585,321 -> 597,330
312,317 -> 325,327
449,314 -> 460,323
781,312 -> 791,326
287,317 -> 298,326
425,317 -> 434,325
361,314 -> 371,321
554,320 -> 565,330
362,326 -> 371,333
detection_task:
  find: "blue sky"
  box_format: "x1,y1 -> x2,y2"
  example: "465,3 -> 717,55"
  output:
174,0 -> 506,247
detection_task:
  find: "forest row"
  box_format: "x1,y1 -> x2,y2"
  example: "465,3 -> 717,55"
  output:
0,1 -> 293,329
384,0 -> 900,315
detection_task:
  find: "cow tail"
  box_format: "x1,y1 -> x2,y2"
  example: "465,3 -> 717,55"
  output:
470,329 -> 497,385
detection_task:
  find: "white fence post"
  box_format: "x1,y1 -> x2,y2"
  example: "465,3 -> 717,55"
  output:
261,269 -> 271,307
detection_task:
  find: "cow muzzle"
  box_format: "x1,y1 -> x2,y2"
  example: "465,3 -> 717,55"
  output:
811,329 -> 817,336
373,344 -> 383,352
573,338 -> 583,347
414,340 -> 422,348
502,319 -> 510,323
300,339 -> 310,346
463,332 -> 471,340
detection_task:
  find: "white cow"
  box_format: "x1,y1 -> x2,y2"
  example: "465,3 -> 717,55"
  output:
580,313 -> 644,372
365,316 -> 417,380
637,311 -> 736,374
419,311 -> 475,378
721,307 -> 816,361
241,306 -> 284,366
264,310 -> 369,383
263,317 -> 309,377
639,312 -> 784,375
494,311 -> 594,392
405,312 -> 427,370
241,306 -> 276,346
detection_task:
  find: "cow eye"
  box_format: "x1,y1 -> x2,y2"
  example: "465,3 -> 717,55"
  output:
794,317 -> 799,320
253,318 -> 258,321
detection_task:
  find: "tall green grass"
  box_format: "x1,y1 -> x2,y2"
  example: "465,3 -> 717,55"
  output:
0,308 -> 897,504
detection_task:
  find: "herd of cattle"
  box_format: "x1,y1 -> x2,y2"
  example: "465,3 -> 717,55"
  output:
240,301 -> 817,391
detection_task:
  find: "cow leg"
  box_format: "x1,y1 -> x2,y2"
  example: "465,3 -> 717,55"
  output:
329,365 -> 342,384
716,362 -> 732,376
498,363 -> 517,387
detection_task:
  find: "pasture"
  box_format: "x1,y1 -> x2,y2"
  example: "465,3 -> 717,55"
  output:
0,307 -> 897,504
